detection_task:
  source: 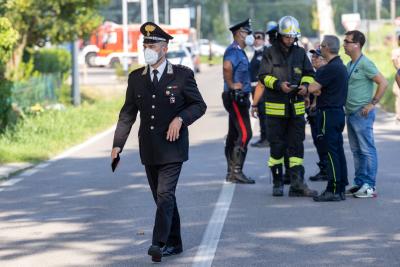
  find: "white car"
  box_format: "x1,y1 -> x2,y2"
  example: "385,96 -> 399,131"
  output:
166,46 -> 195,72
199,39 -> 226,57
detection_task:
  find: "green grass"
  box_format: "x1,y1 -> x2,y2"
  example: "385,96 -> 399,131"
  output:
0,98 -> 123,163
364,49 -> 396,112
200,55 -> 223,66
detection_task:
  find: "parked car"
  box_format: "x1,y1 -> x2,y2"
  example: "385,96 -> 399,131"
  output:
166,45 -> 195,72
183,42 -> 201,73
199,39 -> 226,57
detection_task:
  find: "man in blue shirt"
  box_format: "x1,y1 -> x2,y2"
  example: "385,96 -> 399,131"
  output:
307,35 -> 349,201
222,18 -> 255,184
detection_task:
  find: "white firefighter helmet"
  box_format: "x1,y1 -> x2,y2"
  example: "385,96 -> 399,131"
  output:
278,16 -> 301,38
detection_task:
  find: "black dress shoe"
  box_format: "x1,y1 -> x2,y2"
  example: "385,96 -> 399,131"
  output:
162,245 -> 183,257
148,245 -> 162,262
313,191 -> 341,202
309,171 -> 329,181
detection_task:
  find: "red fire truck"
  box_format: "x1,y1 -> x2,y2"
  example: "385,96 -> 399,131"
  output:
80,21 -> 196,67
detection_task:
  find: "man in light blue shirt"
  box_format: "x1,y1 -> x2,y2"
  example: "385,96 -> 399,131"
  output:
343,30 -> 387,198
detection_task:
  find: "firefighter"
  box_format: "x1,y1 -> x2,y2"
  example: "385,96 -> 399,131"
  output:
252,16 -> 317,197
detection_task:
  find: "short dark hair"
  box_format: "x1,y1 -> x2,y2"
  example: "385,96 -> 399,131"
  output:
345,30 -> 366,48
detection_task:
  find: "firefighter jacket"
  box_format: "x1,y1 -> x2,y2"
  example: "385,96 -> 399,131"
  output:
258,41 -> 315,118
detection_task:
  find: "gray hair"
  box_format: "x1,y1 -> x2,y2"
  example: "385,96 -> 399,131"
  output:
323,35 -> 340,54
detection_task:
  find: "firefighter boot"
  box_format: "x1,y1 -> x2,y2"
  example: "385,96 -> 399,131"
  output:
271,164 -> 284,196
231,147 -> 255,184
288,165 -> 318,197
309,162 -> 329,181
283,171 -> 291,185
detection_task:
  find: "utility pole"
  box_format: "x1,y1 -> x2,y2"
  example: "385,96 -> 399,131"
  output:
71,40 -> 80,106
141,0 -> 148,23
164,0 -> 169,24
353,0 -> 358,13
376,0 -> 381,21
153,0 -> 159,24
316,0 -> 336,38
222,0 -> 230,40
122,0 -> 129,73
391,0 -> 395,21
196,5 -> 202,40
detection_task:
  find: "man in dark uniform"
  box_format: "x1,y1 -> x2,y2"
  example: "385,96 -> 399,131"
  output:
252,16 -> 317,197
111,22 -> 206,262
222,18 -> 255,184
250,31 -> 269,148
307,35 -> 348,201
307,48 -> 329,182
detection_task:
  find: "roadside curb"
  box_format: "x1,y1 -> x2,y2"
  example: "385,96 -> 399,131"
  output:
0,125 -> 116,183
0,163 -> 34,180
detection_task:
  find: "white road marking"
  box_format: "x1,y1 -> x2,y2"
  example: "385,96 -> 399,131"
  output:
192,183 -> 236,267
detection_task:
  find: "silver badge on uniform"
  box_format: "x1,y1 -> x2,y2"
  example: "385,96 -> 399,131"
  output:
170,96 -> 175,104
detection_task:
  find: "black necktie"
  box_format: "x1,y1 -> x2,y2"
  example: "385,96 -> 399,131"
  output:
152,69 -> 159,88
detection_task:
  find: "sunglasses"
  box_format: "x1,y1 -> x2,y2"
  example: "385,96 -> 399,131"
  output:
254,35 -> 264,40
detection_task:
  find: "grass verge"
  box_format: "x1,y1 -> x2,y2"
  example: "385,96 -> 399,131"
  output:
0,97 -> 123,164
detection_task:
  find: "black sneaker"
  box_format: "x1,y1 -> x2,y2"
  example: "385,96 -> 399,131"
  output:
313,191 -> 341,202
345,185 -> 361,196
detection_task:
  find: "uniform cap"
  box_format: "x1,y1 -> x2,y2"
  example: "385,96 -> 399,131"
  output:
309,48 -> 322,56
253,31 -> 265,39
229,18 -> 252,34
140,22 -> 173,44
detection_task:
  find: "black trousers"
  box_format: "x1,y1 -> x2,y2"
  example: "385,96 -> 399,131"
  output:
308,110 -> 328,168
267,116 -> 305,162
145,162 -> 183,247
222,91 -> 252,150
252,88 -> 268,140
316,108 -> 348,193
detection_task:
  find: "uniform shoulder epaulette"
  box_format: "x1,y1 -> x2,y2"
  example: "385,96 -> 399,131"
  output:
130,66 -> 146,76
175,64 -> 192,72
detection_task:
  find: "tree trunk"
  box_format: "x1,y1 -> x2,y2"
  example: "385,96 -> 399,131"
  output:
316,0 -> 336,38
6,33 -> 27,80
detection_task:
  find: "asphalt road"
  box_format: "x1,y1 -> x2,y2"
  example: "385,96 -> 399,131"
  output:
1,64 -> 400,267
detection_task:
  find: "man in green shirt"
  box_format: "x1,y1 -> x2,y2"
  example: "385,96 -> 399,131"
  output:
343,30 -> 387,198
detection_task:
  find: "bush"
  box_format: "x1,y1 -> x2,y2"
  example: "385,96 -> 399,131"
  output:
33,48 -> 71,76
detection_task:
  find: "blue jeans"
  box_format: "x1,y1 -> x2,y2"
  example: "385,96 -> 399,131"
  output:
346,108 -> 378,187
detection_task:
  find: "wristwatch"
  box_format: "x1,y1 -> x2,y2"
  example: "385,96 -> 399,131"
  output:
371,98 -> 379,105
177,116 -> 184,123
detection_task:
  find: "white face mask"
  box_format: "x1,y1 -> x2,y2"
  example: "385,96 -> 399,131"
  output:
144,48 -> 160,65
245,35 -> 255,46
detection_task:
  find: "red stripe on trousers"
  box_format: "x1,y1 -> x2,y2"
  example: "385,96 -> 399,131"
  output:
232,101 -> 247,147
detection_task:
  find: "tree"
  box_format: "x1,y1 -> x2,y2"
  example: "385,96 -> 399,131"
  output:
0,17 -> 18,76
0,17 -> 18,131
0,0 -> 109,79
